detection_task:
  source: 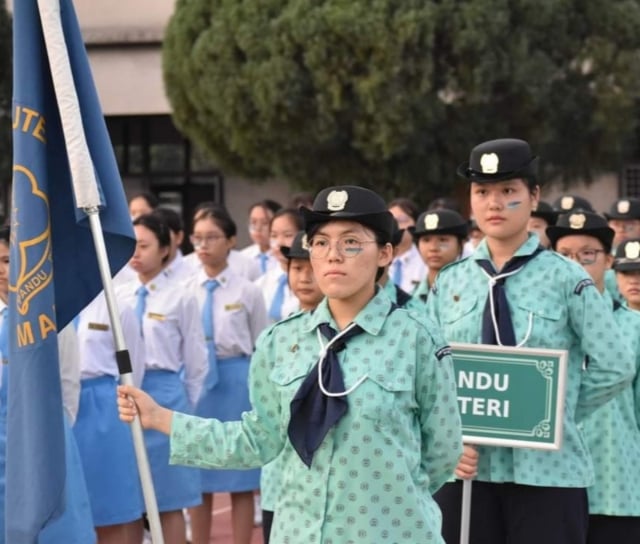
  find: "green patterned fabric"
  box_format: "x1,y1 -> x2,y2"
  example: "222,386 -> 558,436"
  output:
427,234 -> 635,487
170,289 -> 462,543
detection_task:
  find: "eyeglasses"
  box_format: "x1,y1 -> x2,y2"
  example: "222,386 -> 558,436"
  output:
248,222 -> 269,233
308,237 -> 378,259
190,234 -> 225,247
557,248 -> 606,265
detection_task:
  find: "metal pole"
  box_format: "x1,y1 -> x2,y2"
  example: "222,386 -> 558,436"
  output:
86,209 -> 164,544
460,479 -> 472,544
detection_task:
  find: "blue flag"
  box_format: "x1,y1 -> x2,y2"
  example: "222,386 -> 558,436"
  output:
8,0 -> 136,541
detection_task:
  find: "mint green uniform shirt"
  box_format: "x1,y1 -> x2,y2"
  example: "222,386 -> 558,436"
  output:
170,289 -> 462,543
412,279 -> 431,303
380,278 -> 426,312
581,293 -> 640,514
426,234 -> 634,487
604,268 -> 623,304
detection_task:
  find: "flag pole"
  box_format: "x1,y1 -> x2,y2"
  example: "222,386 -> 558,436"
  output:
460,479 -> 472,544
86,209 -> 164,543
36,1 -> 164,541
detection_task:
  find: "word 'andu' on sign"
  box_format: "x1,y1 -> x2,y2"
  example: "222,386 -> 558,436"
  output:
457,371 -> 509,392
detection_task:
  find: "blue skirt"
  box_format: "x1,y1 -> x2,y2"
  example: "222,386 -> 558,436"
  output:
196,355 -> 260,493
38,415 -> 97,544
73,376 -> 144,526
142,370 -> 202,511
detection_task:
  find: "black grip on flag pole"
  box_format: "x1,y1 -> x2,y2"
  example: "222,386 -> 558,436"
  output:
115,350 -> 133,375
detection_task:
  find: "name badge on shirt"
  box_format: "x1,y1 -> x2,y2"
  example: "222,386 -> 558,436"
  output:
147,312 -> 166,321
88,322 -> 109,331
224,303 -> 244,311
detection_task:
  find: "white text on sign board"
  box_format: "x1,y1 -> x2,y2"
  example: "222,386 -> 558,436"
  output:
457,371 -> 510,418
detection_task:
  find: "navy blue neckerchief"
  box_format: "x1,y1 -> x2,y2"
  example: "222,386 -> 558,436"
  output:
475,246 -> 545,346
394,285 -> 412,308
288,304 -> 398,467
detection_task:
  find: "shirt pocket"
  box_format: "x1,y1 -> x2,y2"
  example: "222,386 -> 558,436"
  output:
440,294 -> 479,337
268,361 -> 311,420
353,372 -> 415,427
514,300 -> 563,346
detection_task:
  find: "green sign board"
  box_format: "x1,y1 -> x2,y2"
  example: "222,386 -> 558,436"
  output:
450,343 -> 568,450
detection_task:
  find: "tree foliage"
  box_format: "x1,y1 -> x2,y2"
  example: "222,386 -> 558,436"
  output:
164,0 -> 640,203
0,0 -> 11,193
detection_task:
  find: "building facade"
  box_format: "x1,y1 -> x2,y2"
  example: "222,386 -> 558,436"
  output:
4,1 -> 638,236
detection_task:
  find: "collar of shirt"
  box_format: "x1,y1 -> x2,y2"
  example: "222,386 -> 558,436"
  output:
395,244 -> 419,265
301,287 -> 393,337
472,232 -> 541,263
164,250 -> 185,275
196,266 -> 232,289
137,270 -> 170,294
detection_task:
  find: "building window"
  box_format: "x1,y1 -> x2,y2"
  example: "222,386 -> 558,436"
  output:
621,164 -> 640,198
106,114 -> 224,203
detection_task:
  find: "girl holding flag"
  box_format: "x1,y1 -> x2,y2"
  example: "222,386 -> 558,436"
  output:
117,185 -> 462,543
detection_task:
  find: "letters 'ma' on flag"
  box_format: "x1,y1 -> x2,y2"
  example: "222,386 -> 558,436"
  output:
8,0 -> 136,542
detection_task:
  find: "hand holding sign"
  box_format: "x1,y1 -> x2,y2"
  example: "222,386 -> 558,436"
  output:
455,445 -> 478,480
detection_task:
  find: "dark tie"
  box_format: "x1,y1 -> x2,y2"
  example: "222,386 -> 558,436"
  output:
288,322 -> 364,467
475,247 -> 543,346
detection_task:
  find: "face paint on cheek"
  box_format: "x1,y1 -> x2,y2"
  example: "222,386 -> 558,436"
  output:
437,242 -> 452,251
506,201 -> 522,210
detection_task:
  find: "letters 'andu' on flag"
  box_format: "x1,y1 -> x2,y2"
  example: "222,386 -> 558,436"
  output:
7,0 -> 136,542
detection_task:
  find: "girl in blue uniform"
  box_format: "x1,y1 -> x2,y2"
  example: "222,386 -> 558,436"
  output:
427,139 -> 635,544
184,206 -> 268,544
117,185 -> 462,544
119,214 -> 207,544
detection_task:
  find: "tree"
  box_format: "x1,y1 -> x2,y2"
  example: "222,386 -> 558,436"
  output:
163,0 -> 640,204
0,0 -> 11,202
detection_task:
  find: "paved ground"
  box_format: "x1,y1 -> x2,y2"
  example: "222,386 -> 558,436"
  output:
208,493 -> 263,544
